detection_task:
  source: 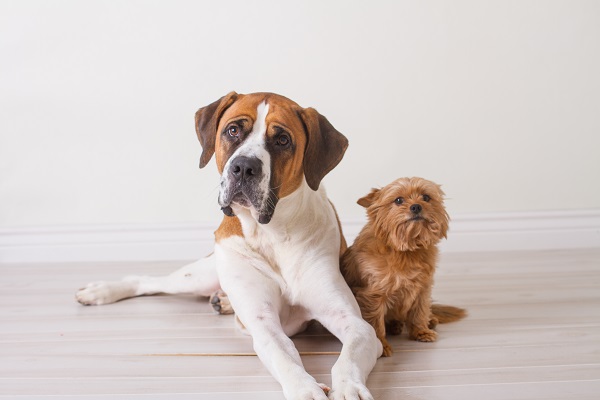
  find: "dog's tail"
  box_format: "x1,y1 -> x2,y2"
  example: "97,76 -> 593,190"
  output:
431,304 -> 467,323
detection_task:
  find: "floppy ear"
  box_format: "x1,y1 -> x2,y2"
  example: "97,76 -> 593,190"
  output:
357,188 -> 380,208
195,91 -> 238,168
298,107 -> 349,191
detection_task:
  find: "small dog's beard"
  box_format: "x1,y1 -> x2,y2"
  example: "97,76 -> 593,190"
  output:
374,210 -> 449,252
390,219 -> 442,251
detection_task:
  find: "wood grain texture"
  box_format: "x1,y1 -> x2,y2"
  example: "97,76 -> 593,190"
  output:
1,249 -> 599,399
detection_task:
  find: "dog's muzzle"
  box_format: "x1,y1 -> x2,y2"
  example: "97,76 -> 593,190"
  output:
219,156 -> 277,224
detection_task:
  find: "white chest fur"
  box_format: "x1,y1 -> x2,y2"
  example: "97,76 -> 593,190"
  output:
222,181 -> 341,302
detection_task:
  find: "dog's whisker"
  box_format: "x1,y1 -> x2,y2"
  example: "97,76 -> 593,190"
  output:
270,189 -> 280,198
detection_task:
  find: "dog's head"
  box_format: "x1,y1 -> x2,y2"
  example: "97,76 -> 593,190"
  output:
358,177 -> 449,251
195,92 -> 348,224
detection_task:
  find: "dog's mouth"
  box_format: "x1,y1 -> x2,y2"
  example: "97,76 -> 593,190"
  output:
220,193 -> 250,218
219,185 -> 277,224
408,215 -> 426,222
231,192 -> 252,208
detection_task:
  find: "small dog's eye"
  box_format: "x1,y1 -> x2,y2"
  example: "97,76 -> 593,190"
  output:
394,197 -> 404,205
423,194 -> 431,202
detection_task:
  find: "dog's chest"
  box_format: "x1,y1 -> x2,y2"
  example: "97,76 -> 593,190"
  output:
242,222 -> 315,292
232,192 -> 340,301
246,227 -> 290,268
379,252 -> 434,295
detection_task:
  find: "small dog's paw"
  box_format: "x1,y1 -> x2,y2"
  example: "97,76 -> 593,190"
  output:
428,315 -> 439,329
209,290 -> 234,315
386,320 -> 403,335
411,328 -> 438,342
329,381 -> 373,400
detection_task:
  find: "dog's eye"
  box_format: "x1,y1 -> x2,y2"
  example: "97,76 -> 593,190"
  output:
276,134 -> 291,147
394,197 -> 404,205
423,194 -> 431,202
226,125 -> 240,138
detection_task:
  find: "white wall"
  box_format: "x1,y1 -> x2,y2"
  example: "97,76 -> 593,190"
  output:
1,0 -> 599,229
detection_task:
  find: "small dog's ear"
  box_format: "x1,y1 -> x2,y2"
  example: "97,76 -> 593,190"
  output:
195,91 -> 238,168
357,188 -> 380,208
298,107 -> 349,191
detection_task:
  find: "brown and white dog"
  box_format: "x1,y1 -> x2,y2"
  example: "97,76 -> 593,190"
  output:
76,92 -> 382,400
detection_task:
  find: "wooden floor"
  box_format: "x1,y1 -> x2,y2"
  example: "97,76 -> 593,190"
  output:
1,249 -> 599,399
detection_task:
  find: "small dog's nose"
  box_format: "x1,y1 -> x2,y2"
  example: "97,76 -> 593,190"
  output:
230,156 -> 262,180
410,204 -> 422,214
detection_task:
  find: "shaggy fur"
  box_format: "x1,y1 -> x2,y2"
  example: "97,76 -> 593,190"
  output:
341,177 -> 466,357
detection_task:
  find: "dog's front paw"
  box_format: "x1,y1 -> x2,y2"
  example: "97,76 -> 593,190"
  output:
284,381 -> 329,400
209,290 -> 234,315
329,381 -> 373,400
410,328 -> 438,342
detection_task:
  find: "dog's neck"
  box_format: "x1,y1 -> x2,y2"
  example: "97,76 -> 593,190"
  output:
230,179 -> 341,287
233,179 -> 338,244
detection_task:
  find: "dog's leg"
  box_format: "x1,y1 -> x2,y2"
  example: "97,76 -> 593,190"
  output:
354,289 -> 393,357
407,287 -> 438,342
76,255 -> 220,306
307,270 -> 382,400
216,245 -> 330,400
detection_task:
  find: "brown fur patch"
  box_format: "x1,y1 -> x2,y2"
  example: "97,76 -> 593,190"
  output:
215,215 -> 243,242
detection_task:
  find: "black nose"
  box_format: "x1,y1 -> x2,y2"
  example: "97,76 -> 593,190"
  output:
410,204 -> 422,214
230,156 -> 262,180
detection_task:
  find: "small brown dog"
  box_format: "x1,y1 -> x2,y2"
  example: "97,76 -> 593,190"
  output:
341,177 -> 466,357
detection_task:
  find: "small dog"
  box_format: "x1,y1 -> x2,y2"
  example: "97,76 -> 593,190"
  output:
341,177 -> 466,357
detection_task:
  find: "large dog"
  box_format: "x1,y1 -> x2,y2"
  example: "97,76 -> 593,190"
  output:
76,92 -> 382,400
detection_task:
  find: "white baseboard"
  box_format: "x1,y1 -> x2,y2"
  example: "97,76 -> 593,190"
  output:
1,210 -> 599,263
344,209 -> 600,254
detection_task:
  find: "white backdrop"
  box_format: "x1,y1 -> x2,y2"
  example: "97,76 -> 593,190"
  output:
1,0 -> 599,230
